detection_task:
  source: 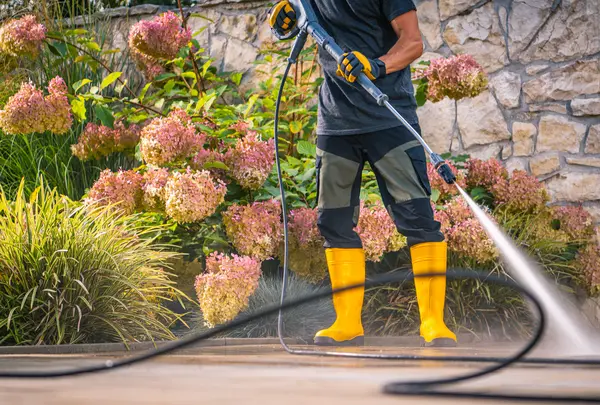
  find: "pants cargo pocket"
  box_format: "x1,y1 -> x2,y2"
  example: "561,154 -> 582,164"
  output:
405,145 -> 432,196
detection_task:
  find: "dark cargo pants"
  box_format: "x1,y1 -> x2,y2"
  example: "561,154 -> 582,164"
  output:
315,125 -> 444,248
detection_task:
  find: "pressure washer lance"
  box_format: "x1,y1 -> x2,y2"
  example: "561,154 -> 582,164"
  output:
284,0 -> 457,185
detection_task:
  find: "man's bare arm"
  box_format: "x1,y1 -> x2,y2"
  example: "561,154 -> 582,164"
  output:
378,10 -> 423,75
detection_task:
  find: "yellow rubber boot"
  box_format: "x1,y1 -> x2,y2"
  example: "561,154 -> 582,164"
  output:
314,248 -> 365,346
411,241 -> 457,347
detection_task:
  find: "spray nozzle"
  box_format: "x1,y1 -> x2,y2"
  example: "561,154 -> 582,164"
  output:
430,153 -> 456,185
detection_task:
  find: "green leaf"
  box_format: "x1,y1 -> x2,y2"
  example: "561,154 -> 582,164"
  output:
231,72 -> 243,86
101,48 -> 121,55
163,80 -> 176,94
181,71 -> 197,79
201,60 -> 212,76
100,72 -> 123,90
430,188 -> 441,203
189,13 -> 214,22
94,104 -> 114,128
244,94 -> 259,117
47,42 -> 67,58
297,140 -> 316,157
154,73 -> 177,81
139,83 -> 152,102
71,97 -> 86,121
72,79 -> 91,93
65,28 -> 88,36
154,98 -> 165,109
415,83 -> 427,107
203,161 -> 229,170
84,41 -> 101,52
300,167 -> 316,182
264,185 -> 281,197
289,121 -> 303,134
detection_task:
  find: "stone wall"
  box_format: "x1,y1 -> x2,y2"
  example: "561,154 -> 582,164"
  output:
89,0 -> 600,220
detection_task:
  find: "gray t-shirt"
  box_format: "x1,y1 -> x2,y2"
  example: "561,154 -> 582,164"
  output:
309,0 -> 419,135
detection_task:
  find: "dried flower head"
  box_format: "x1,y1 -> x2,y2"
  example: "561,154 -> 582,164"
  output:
225,130 -> 275,190
195,252 -> 262,327
72,120 -> 140,161
355,202 -> 397,262
0,15 -> 46,58
130,47 -> 164,81
164,168 -> 226,223
142,167 -> 170,212
285,207 -> 327,283
140,108 -> 205,166
491,170 -> 549,212
435,197 -> 498,263
574,244 -> 600,296
424,54 -> 488,102
465,158 -> 508,190
85,169 -> 144,214
0,76 -> 72,135
128,11 -> 191,60
223,199 -> 282,261
552,205 -> 595,242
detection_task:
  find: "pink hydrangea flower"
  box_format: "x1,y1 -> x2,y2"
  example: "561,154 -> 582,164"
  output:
491,170 -> 548,212
140,108 -> 205,166
465,158 -> 508,190
0,76 -> 72,135
435,197 -> 498,263
427,162 -> 466,202
424,55 -> 488,102
128,11 -> 191,60
72,120 -> 140,161
286,207 -> 328,282
223,199 -> 282,260
130,47 -> 164,81
142,167 -> 170,212
225,131 -> 275,190
552,205 -> 595,241
85,169 -> 144,215
195,252 -> 262,327
164,168 -> 226,223
574,244 -> 600,295
355,202 -> 398,262
0,15 -> 46,58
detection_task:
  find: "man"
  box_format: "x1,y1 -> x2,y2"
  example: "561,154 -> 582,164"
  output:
269,0 -> 456,347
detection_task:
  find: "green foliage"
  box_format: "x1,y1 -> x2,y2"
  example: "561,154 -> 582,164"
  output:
0,181 -> 189,345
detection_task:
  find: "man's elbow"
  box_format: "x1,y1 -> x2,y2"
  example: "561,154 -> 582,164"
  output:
412,37 -> 424,59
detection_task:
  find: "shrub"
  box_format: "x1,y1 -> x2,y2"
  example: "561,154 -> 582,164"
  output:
0,181 -> 188,345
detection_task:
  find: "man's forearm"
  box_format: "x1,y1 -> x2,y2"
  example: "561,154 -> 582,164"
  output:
378,37 -> 423,75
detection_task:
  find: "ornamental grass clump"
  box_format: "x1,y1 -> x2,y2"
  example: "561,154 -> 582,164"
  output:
225,130 -> 275,190
139,108 -> 205,166
424,54 -> 488,102
72,121 -> 141,161
194,252 -> 261,327
85,169 -> 143,215
0,76 -> 72,135
286,207 -> 328,283
164,168 -> 227,223
0,182 -> 186,345
223,199 -> 282,260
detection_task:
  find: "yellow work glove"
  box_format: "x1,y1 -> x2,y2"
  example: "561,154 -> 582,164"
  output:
269,1 -> 298,39
336,51 -> 386,83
